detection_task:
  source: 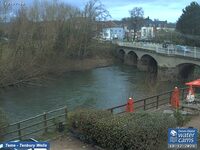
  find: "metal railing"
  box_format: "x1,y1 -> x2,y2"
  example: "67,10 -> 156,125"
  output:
0,106 -> 68,142
117,42 -> 200,59
108,88 -> 188,114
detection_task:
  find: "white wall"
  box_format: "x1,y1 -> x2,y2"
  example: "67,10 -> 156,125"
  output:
102,27 -> 125,40
141,27 -> 154,39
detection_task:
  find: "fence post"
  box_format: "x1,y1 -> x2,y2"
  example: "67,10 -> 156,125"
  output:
110,109 -> 113,114
156,96 -> 159,109
43,112 -> 47,133
167,47 -> 169,55
194,47 -> 197,58
156,45 -> 158,52
17,123 -> 22,140
174,47 -> 177,55
64,107 -> 68,123
144,99 -> 146,110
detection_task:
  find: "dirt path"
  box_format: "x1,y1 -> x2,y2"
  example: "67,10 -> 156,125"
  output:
50,134 -> 97,150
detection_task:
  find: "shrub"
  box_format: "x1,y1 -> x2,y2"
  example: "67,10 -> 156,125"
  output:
69,110 -> 177,150
92,112 -> 176,150
173,110 -> 192,127
122,113 -> 176,150
173,110 -> 184,126
68,109 -> 112,142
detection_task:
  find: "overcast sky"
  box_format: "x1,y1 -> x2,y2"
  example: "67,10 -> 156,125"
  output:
16,0 -> 199,23
65,0 -> 198,23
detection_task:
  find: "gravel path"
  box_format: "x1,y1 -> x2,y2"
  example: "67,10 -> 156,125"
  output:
50,134 -> 97,150
185,115 -> 200,131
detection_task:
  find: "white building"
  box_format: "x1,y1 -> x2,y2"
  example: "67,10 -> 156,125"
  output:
102,27 -> 125,40
141,27 -> 155,40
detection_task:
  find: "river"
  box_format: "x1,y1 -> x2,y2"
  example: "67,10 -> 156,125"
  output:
0,64 -> 183,123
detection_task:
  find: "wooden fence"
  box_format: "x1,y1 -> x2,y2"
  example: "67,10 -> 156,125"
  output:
108,88 -> 188,114
0,106 -> 67,142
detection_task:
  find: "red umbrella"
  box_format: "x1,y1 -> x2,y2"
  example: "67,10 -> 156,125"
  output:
185,79 -> 200,87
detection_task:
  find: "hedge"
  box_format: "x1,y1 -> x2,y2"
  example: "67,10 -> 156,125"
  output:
68,109 -> 112,142
68,110 -> 177,150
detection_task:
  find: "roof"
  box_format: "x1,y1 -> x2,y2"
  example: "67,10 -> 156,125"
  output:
144,17 -> 168,27
99,21 -> 119,28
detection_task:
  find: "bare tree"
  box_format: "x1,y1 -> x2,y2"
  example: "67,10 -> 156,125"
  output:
129,7 -> 144,40
0,0 -> 12,23
0,0 -> 112,87
77,0 -> 110,57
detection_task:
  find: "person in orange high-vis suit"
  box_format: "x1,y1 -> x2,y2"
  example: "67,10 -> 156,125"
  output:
170,87 -> 180,109
126,97 -> 134,112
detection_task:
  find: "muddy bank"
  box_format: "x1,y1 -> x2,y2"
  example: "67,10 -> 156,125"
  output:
62,57 -> 114,71
46,57 -> 115,75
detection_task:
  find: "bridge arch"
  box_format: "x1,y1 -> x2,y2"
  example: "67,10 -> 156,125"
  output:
118,49 -> 125,62
177,63 -> 199,80
124,51 -> 138,66
139,54 -> 158,73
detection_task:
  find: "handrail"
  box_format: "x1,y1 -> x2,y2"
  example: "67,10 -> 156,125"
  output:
117,41 -> 200,59
1,106 -> 67,129
0,113 -> 66,137
0,106 -> 68,142
108,87 -> 188,114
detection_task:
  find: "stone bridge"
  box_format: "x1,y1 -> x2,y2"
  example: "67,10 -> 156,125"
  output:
117,42 -> 200,81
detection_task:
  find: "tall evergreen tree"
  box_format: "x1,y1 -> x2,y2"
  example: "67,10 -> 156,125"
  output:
176,1 -> 200,35
176,1 -> 200,46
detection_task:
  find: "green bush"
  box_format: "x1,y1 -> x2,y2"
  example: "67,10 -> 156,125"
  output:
92,112 -> 176,150
173,110 -> 184,126
173,110 -> 192,127
68,109 -> 112,142
69,110 -> 177,150
123,113 -> 176,150
0,108 -> 8,141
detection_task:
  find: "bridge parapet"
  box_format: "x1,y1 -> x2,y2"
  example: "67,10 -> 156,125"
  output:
117,42 -> 200,59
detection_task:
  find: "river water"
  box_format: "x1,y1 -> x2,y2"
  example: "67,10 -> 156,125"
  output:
0,64 -> 183,123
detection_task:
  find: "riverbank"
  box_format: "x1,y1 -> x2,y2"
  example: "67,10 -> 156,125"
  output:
54,57 -> 114,72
